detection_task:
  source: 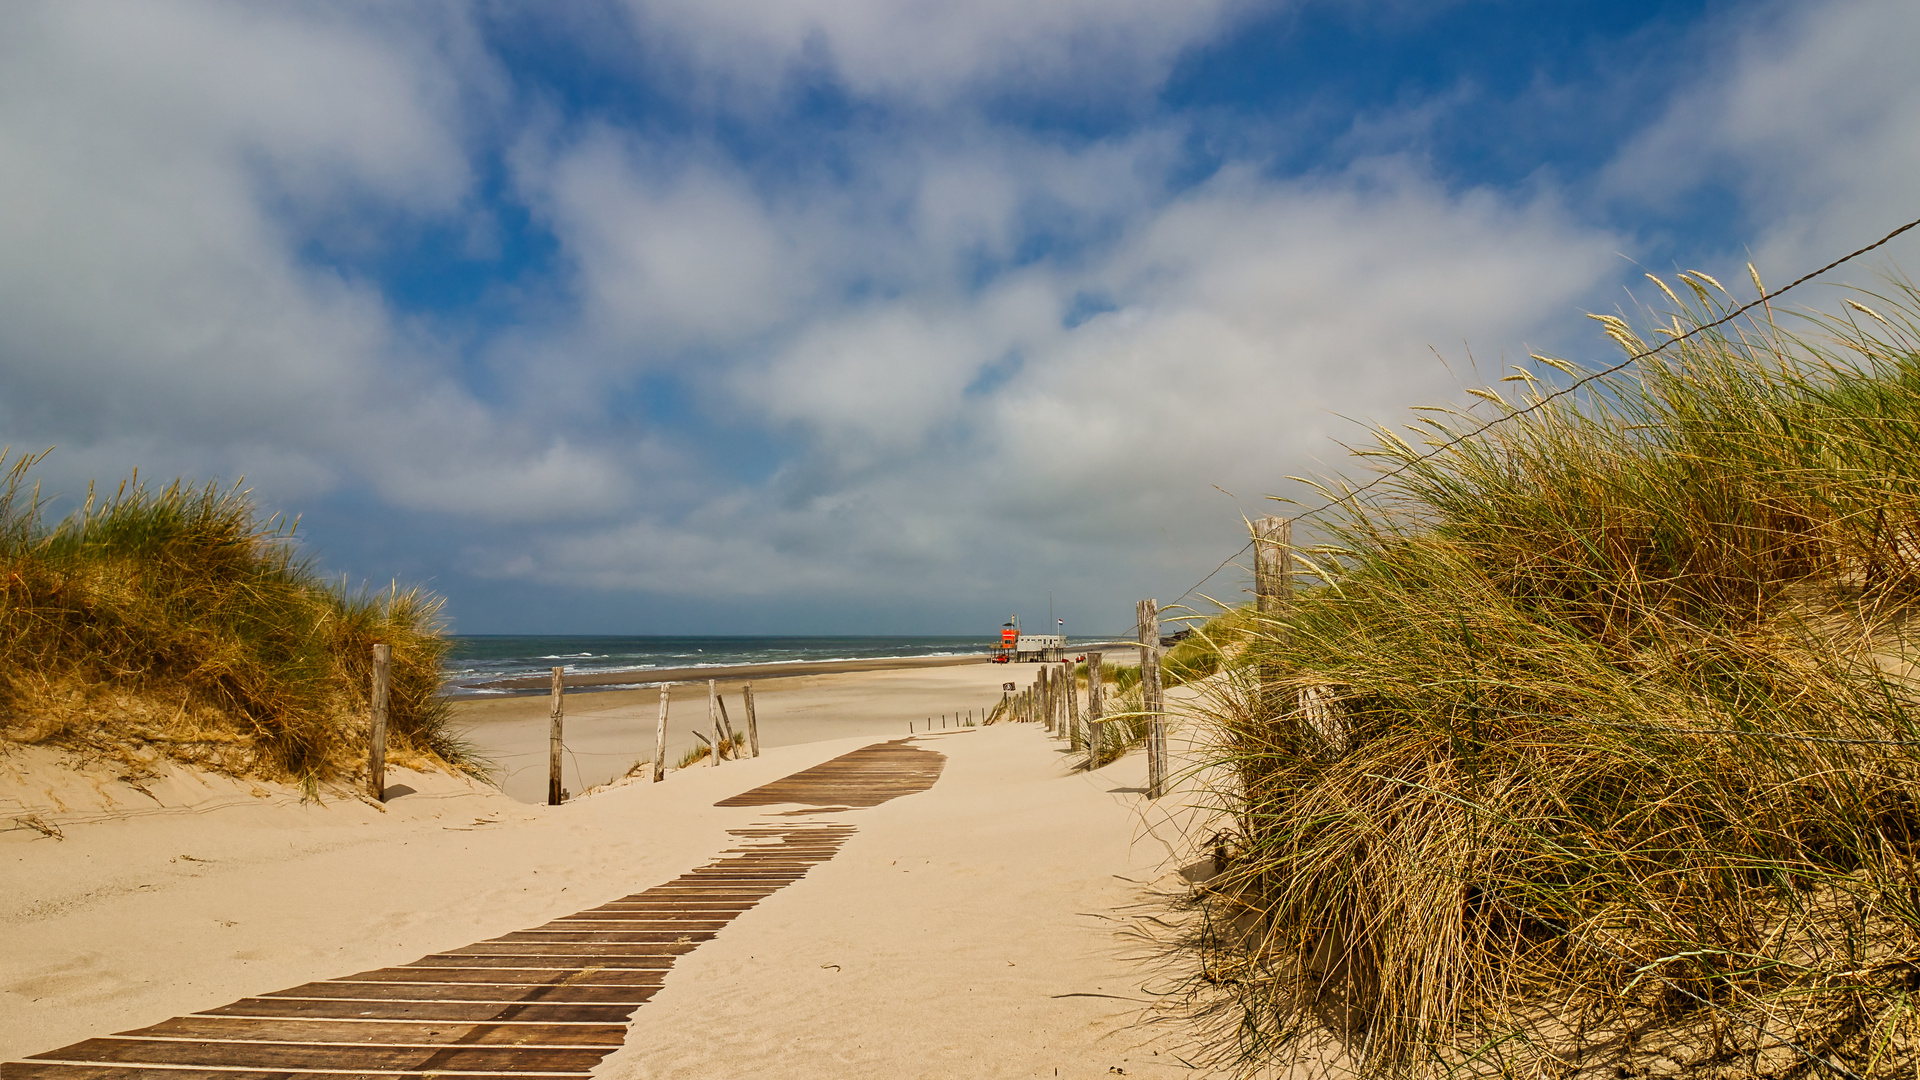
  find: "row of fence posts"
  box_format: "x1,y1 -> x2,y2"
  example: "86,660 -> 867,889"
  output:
993,595 -> 1170,798
910,711 -> 975,732
996,512 -> 1295,799
364,659 -> 761,805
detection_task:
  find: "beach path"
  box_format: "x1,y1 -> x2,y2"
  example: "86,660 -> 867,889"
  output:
3,725 -> 1188,1079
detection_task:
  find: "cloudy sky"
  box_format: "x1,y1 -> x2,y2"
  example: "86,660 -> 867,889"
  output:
3,0 -> 1917,636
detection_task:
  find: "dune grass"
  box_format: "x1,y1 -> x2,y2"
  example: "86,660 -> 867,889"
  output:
1186,280 -> 1920,1076
677,736 -> 744,768
0,454 -> 473,788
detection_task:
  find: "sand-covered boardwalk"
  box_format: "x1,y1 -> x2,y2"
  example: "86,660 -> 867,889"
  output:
3,723 -> 1196,1079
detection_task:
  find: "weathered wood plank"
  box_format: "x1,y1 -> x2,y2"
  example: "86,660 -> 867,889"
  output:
488,931 -> 717,943
199,998 -> 641,1024
399,955 -> 674,969
30,1038 -> 609,1073
1,1067 -> 567,1080
117,1017 -> 629,1047
263,982 -> 656,1004
337,967 -> 666,984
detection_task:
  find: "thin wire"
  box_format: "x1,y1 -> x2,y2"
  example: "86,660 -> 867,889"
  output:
1157,213 -> 1920,612
1165,539 -> 1255,612
1294,213 -> 1920,521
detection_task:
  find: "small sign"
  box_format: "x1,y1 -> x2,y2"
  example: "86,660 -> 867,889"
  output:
1002,682 -> 1016,692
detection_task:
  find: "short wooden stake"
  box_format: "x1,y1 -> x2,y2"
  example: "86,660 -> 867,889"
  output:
368,643 -> 390,801
1066,662 -> 1082,751
653,683 -> 670,781
717,693 -> 737,758
1254,515 -> 1293,720
1139,599 -> 1165,798
707,680 -> 722,767
548,666 -> 565,805
743,683 -> 760,757
1085,651 -> 1104,769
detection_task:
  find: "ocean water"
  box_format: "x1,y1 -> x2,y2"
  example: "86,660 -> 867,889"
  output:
446,634 -> 994,695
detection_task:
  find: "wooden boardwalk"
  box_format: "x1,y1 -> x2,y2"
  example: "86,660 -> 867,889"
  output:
3,738 -> 948,1080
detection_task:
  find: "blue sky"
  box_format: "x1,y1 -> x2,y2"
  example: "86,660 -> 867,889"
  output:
3,0 -> 1917,636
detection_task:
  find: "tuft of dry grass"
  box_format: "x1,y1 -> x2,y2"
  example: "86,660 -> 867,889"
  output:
0,455 -> 474,788
1184,279 -> 1920,1077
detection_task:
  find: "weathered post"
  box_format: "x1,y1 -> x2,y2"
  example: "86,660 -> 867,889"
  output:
548,666 -> 565,805
1085,651 -> 1105,768
368,644 -> 390,801
1254,515 -> 1293,722
1066,661 -> 1083,751
707,680 -> 722,767
1138,599 -> 1165,798
652,683 -> 670,781
717,694 -> 738,758
1039,665 -> 1054,733
744,683 -> 760,757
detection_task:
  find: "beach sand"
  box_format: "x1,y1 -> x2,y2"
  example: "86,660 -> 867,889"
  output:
1,661 -> 1218,1078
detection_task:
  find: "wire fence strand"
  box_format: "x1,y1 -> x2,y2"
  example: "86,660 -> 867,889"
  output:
1158,212 -> 1920,613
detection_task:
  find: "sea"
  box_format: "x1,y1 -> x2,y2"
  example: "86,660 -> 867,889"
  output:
445,635 -> 995,697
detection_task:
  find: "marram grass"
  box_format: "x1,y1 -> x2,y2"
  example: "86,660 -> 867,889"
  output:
0,455 -> 475,788
1184,279 -> 1920,1077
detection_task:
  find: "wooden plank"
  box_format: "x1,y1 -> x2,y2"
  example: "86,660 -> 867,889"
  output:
29,1039 -> 609,1073
263,983 -> 656,1004
506,927 -> 724,938
117,1018 -> 629,1048
398,955 -> 675,970
337,967 -> 666,984
440,943 -> 698,958
551,913 -> 733,923
200,998 -> 641,1024
1,1067 -> 569,1080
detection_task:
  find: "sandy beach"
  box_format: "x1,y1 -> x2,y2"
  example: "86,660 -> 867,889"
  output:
455,659 -> 1083,804
2,660 -> 1212,1079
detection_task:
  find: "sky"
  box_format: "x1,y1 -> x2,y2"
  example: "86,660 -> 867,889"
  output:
3,0 -> 1919,636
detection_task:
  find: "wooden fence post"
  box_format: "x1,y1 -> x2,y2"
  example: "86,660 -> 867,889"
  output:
1139,599 -> 1165,798
368,643 -> 390,802
1085,651 -> 1104,769
548,666 -> 565,805
1040,665 -> 1054,733
707,680 -> 722,767
744,683 -> 760,757
653,683 -> 670,782
1254,515 -> 1293,721
1067,660 -> 1082,751
717,694 -> 738,758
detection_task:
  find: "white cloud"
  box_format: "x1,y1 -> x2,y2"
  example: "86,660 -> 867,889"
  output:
0,0 -> 627,524
1605,0 -> 1920,284
22,0 -> 1880,632
613,0 -> 1258,104
494,147 -> 1621,609
528,129 -> 815,351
